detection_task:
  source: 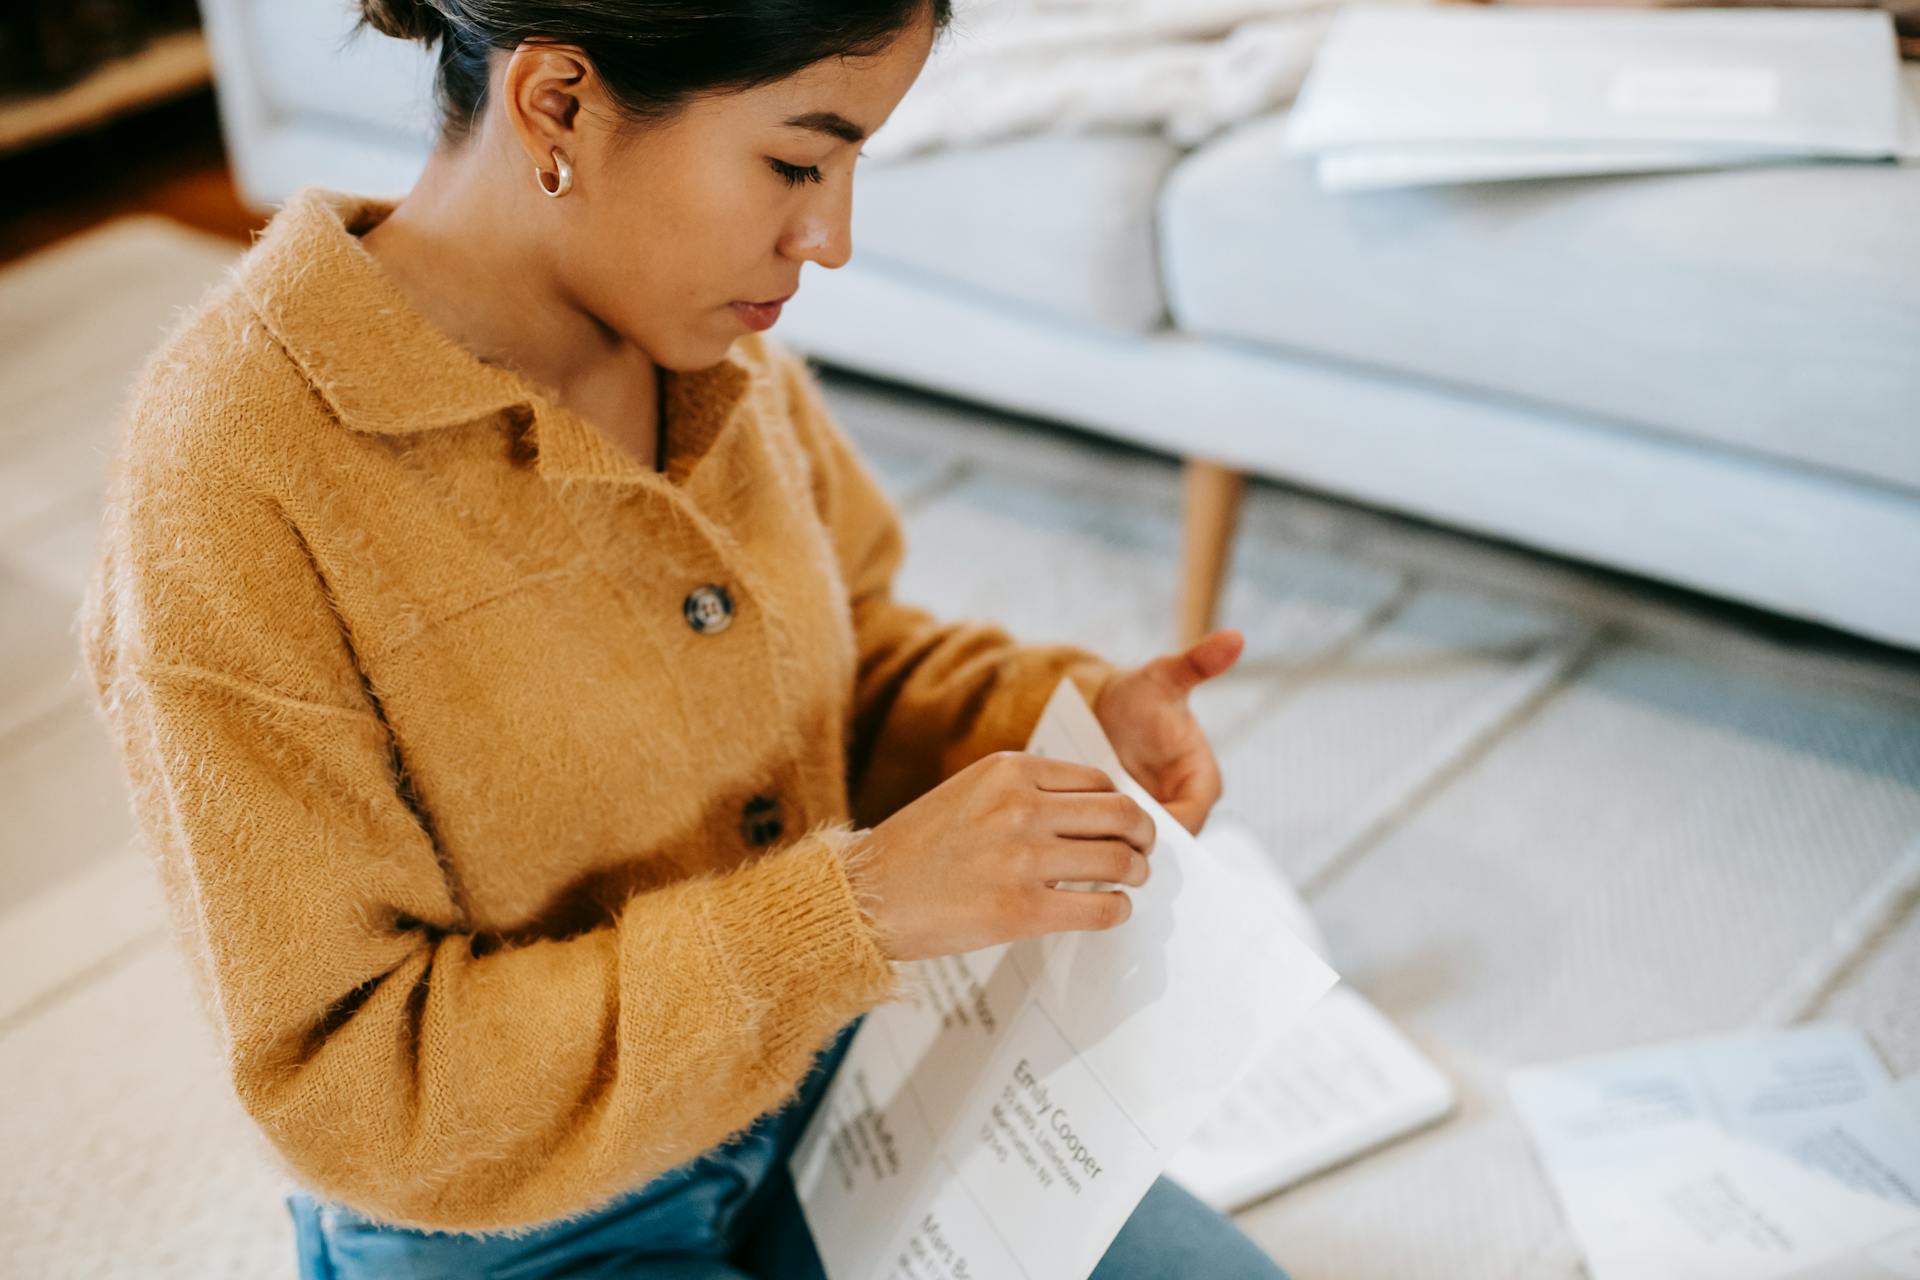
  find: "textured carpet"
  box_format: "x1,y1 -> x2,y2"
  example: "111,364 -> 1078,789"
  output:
3,217 -> 1917,1279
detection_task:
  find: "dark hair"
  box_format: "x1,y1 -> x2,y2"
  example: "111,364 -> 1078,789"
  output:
354,0 -> 950,145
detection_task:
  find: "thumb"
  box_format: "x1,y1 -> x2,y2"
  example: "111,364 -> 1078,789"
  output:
1148,629 -> 1244,695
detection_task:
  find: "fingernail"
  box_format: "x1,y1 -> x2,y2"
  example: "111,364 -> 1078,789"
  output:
1131,853 -> 1149,884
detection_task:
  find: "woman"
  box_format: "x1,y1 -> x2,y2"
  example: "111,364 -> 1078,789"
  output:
78,0 -> 1273,1275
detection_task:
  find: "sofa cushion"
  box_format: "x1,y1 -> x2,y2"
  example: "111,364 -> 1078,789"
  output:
1161,111 -> 1920,495
855,131 -> 1181,336
242,0 -> 437,147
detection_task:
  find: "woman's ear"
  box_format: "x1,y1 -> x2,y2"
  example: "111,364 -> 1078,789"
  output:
500,42 -> 595,168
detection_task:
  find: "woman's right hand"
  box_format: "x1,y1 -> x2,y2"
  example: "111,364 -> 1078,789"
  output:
846,751 -> 1158,962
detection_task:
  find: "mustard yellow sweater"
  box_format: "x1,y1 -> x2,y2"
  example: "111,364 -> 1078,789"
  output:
78,185 -> 1118,1235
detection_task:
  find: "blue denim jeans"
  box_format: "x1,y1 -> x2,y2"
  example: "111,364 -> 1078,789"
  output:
286,1016 -> 1287,1280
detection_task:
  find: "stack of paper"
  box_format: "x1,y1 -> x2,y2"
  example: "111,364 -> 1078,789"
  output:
1510,1025 -> 1920,1279
1285,8 -> 1916,190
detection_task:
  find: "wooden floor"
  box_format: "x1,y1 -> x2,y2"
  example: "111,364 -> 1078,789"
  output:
0,87 -> 261,267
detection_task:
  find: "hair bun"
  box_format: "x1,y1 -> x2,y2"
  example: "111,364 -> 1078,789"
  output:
359,0 -> 449,43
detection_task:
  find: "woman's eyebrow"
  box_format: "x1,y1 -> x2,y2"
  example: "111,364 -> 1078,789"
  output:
783,111 -> 868,143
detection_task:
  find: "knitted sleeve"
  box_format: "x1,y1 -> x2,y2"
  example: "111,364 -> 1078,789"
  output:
75,449 -> 902,1234
767,341 -> 1121,829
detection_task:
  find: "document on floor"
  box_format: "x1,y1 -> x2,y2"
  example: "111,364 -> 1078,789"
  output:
790,677 -> 1340,1280
1164,821 -> 1455,1211
1510,1024 -> 1920,1280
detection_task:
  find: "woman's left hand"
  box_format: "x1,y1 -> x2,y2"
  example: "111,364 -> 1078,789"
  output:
1091,628 -> 1244,835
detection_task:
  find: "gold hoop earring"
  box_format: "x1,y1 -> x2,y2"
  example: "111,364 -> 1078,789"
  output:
536,148 -> 573,198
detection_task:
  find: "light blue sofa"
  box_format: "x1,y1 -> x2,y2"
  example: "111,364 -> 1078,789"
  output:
200,0 -> 1920,649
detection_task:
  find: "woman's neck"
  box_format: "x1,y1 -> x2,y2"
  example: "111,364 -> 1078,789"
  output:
356,151 -> 663,468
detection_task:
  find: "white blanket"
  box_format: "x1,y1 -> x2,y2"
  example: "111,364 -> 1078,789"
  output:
866,0 -> 1360,160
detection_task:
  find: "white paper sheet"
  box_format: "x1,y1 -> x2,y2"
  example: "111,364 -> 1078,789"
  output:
1165,817 -> 1454,1212
1510,1025 -> 1920,1280
791,677 -> 1339,1280
1288,9 -> 1908,155
1286,8 -> 1911,188
1168,986 -> 1455,1211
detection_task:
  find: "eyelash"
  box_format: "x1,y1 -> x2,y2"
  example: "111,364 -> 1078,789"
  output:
769,150 -> 868,189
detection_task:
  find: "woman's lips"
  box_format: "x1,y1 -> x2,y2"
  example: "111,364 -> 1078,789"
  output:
730,293 -> 793,332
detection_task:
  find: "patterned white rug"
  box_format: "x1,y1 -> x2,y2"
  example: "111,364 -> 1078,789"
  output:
3,217 -> 1917,1279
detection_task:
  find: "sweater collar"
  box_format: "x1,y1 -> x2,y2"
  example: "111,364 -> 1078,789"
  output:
235,184 -> 754,485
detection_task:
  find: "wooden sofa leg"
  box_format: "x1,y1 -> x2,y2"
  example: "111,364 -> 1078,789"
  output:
1178,458 -> 1245,648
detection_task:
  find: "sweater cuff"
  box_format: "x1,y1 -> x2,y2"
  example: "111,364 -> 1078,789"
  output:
701,822 -> 904,1064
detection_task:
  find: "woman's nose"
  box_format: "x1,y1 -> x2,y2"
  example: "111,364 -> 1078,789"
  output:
783,197 -> 853,270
